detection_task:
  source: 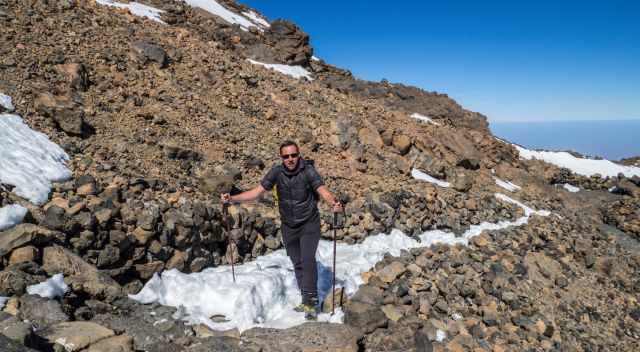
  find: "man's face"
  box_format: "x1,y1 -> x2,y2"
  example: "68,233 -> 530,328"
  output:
280,145 -> 300,170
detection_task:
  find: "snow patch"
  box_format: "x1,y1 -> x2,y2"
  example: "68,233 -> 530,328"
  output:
132,193 -> 548,332
515,145 -> 640,178
95,0 -> 165,24
494,177 -> 521,192
0,204 -> 28,231
411,168 -> 450,188
563,184 -> 580,193
241,10 -> 270,28
0,114 -> 71,205
411,113 -> 440,125
26,273 -> 69,299
0,93 -> 14,111
436,329 -> 447,342
248,59 -> 313,80
185,0 -> 264,31
311,56 -> 321,61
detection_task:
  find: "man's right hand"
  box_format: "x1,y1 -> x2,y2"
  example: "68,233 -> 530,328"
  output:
220,193 -> 232,204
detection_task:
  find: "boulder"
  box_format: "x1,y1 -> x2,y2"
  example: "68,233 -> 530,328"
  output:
392,134 -> 412,155
358,123 -> 384,150
0,333 -> 37,352
56,62 -> 90,92
8,246 -> 38,265
18,294 -> 69,327
376,261 -> 406,283
449,170 -> 473,192
242,322 -> 361,352
36,321 -> 114,352
131,41 -> 168,68
616,179 -> 640,198
344,301 -> 387,334
0,313 -> 34,345
34,93 -> 88,136
0,224 -> 59,258
84,334 -> 134,352
0,265 -> 46,296
42,246 -> 123,301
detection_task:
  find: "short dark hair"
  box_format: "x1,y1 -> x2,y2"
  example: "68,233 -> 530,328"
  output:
279,140 -> 299,154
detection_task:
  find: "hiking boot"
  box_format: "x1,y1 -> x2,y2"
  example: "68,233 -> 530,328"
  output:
303,303 -> 317,321
300,294 -> 318,321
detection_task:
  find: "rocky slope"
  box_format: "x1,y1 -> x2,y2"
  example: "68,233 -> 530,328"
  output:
0,0 -> 639,351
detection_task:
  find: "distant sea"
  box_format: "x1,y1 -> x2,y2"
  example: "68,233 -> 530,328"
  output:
490,119 -> 640,161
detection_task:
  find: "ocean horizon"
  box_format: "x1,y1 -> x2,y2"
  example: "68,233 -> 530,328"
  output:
490,119 -> 640,161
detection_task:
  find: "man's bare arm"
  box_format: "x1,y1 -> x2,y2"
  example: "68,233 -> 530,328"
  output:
317,185 -> 343,212
221,185 -> 266,204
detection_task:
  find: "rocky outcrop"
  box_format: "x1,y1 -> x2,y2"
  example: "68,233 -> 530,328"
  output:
344,215 -> 640,351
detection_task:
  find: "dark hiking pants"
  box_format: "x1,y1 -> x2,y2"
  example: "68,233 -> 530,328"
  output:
282,213 -> 321,302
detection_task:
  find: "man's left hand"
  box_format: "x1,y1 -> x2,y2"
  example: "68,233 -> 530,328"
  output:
332,201 -> 343,213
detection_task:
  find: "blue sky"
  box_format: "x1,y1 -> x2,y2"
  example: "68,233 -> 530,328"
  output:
242,0 -> 640,122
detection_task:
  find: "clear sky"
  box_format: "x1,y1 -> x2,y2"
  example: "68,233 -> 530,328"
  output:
241,0 -> 640,122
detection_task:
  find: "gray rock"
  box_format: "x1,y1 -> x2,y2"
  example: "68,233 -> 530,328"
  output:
344,301 -> 387,334
93,303 -> 194,351
0,265 -> 46,296
0,313 -> 34,345
0,333 -> 38,352
185,336 -> 242,352
41,205 -> 66,231
18,295 -> 69,328
242,322 -> 360,352
132,41 -> 168,68
350,285 -> 384,305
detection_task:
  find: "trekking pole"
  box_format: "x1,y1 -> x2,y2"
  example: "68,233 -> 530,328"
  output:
331,210 -> 338,315
222,203 -> 236,283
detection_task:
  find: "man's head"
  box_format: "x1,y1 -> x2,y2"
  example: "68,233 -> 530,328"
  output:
279,140 -> 300,170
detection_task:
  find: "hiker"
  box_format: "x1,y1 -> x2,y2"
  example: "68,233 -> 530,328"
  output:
220,140 -> 343,319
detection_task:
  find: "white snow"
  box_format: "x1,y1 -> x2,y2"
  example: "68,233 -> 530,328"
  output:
0,204 -> 28,231
0,114 -> 71,205
436,329 -> 447,342
411,113 -> 440,126
132,193 -> 548,332
515,145 -> 640,178
95,0 -> 165,24
0,93 -> 14,111
184,0 -> 264,31
411,168 -> 450,188
562,184 -> 580,193
311,56 -> 321,61
494,177 -> 521,192
241,10 -> 270,28
0,296 -> 7,310
247,59 -> 313,80
26,273 -> 69,299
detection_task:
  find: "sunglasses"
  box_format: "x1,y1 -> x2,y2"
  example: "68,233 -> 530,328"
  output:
281,153 -> 299,160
